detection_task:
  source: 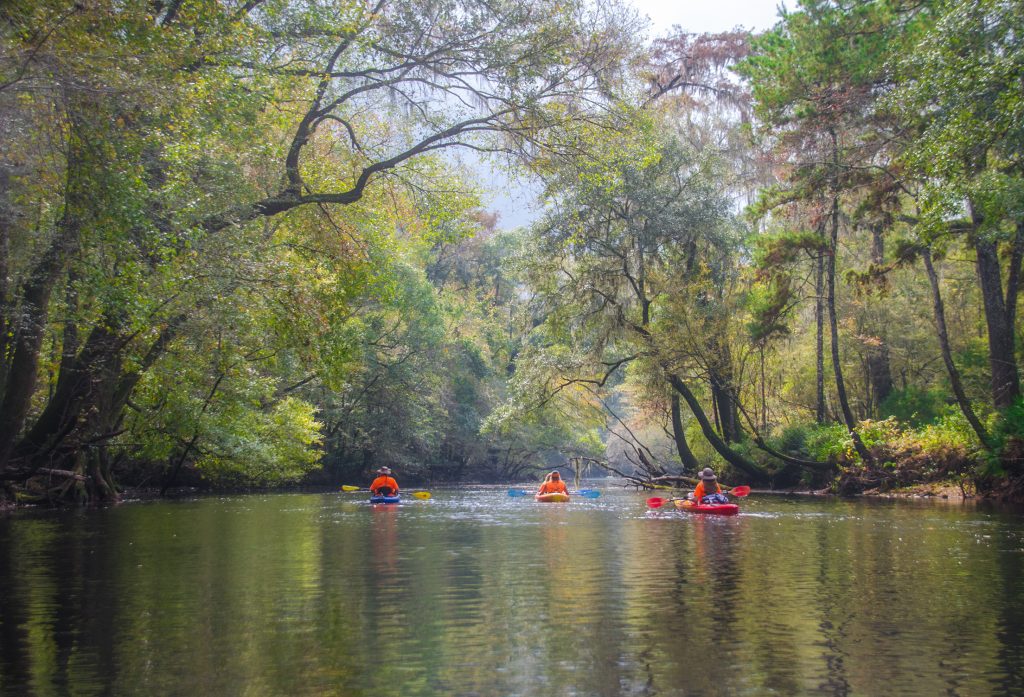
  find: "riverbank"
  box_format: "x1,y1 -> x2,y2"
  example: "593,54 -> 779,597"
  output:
6,470 -> 1020,511
807,481 -> 969,501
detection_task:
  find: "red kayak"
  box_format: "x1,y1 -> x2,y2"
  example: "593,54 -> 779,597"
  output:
674,499 -> 739,515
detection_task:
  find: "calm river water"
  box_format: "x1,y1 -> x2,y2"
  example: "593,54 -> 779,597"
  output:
2,486 -> 1024,696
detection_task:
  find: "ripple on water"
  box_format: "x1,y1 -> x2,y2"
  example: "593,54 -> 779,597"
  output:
3,488 -> 1024,697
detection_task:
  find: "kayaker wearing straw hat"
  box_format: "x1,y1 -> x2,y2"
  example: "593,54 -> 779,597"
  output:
691,467 -> 729,504
369,467 -> 399,497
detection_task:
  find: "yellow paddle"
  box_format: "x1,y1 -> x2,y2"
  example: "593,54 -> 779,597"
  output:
340,485 -> 431,500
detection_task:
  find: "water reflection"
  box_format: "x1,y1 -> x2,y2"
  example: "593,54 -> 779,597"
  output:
1,491 -> 1024,696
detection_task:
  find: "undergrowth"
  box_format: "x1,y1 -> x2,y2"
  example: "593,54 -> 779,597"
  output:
766,407 -> 981,494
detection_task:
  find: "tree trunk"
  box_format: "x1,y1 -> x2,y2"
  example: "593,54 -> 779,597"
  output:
12,313 -> 179,481
56,269 -> 82,400
923,248 -> 994,449
670,393 -> 701,471
710,368 -> 740,442
87,448 -> 118,502
974,232 -> 1021,409
865,225 -> 893,412
1005,221 -> 1023,340
826,193 -> 872,464
666,373 -> 764,479
866,344 -> 893,413
760,345 -> 767,431
815,252 -> 826,423
13,323 -> 122,464
0,107 -> 94,471
0,179 -> 83,469
0,167 -> 13,395
865,322 -> 894,416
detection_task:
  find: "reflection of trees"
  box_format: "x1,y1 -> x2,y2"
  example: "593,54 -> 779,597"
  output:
1,520 -> 63,693
3,496 -> 1024,695
622,516 -> 752,696
993,520 -> 1024,692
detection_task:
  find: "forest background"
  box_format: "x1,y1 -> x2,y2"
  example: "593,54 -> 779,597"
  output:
2,0 -> 1022,505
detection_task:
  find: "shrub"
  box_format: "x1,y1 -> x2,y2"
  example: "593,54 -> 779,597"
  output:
857,417 -> 903,450
805,423 -> 852,462
879,386 -> 947,426
770,423 -> 813,454
917,405 -> 980,452
981,398 -> 1024,477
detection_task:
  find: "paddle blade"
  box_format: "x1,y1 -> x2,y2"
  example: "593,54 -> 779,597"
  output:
412,491 -> 431,500
730,486 -> 751,497
341,485 -> 361,492
646,497 -> 668,508
507,489 -> 530,497
576,489 -> 601,498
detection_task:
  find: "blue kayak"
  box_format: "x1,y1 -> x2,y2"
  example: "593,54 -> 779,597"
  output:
370,495 -> 401,504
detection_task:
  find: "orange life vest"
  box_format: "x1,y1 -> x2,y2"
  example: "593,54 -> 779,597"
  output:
538,478 -> 568,495
370,476 -> 399,496
693,480 -> 721,501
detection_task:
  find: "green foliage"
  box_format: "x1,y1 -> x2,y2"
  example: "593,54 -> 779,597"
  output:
917,407 -> 980,453
981,399 -> 1024,476
535,106 -> 663,199
769,423 -> 815,455
684,421 -> 730,470
802,407 -> 978,472
805,423 -> 858,462
195,397 -> 322,486
131,358 -> 322,487
887,0 -> 1024,245
0,0 -> 651,501
753,230 -> 828,268
5,0 -> 1023,501
879,387 -> 948,426
856,418 -> 904,451
744,278 -> 793,343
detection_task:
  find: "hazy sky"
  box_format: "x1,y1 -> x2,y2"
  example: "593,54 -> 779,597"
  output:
483,0 -> 785,228
631,0 -> 784,35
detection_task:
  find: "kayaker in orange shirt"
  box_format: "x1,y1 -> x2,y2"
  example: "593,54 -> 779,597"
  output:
691,467 -> 728,504
369,467 -> 399,497
537,471 -> 568,495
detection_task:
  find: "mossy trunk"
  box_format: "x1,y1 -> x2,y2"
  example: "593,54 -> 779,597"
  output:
670,394 -> 701,472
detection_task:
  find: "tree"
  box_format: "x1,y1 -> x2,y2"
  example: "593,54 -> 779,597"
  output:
737,0 -> 927,463
499,113 -> 768,480
0,0 -> 641,500
889,0 -> 1024,413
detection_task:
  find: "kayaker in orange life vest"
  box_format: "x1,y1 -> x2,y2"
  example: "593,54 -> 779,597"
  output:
369,467 -> 399,497
537,471 -> 568,496
691,467 -> 729,504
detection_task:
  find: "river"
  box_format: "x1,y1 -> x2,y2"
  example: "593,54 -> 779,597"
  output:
1,486 -> 1023,696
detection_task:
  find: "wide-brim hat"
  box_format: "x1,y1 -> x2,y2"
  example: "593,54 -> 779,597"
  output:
377,467 -> 392,474
699,467 -> 717,481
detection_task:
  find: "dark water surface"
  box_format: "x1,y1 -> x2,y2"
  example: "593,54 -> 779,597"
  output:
2,487 -> 1024,696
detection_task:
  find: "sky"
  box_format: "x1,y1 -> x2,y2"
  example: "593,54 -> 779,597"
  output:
482,0 -> 785,228
630,0 -> 784,36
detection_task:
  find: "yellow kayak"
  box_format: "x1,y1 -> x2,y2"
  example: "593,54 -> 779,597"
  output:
535,492 -> 570,503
